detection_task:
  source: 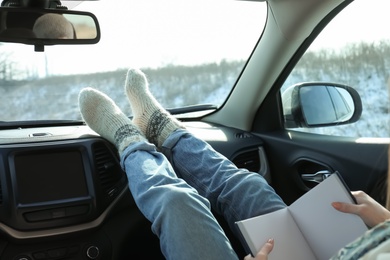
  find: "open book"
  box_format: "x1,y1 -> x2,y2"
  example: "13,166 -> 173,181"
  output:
235,173 -> 368,260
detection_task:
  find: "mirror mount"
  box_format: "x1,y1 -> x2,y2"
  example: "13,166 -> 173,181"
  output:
35,44 -> 44,52
1,0 -> 66,9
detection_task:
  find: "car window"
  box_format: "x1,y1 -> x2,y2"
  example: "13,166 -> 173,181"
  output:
281,0 -> 390,138
0,0 -> 266,122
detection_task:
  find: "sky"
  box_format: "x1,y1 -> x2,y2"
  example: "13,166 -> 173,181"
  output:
310,0 -> 390,51
3,0 -> 390,77
7,0 -> 266,76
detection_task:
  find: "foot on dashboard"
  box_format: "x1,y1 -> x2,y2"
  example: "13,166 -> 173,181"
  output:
78,87 -> 146,153
124,68 -> 184,148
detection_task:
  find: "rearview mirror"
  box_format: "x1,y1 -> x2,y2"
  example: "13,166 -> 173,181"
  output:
282,82 -> 363,128
0,7 -> 100,51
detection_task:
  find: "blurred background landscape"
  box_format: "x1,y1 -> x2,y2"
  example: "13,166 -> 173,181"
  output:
0,41 -> 389,138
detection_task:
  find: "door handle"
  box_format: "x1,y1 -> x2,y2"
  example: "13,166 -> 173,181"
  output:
301,170 -> 333,184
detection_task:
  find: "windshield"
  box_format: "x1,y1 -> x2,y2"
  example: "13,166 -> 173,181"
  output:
0,0 -> 266,122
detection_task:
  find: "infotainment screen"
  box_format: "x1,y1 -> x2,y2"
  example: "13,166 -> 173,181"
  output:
12,150 -> 89,205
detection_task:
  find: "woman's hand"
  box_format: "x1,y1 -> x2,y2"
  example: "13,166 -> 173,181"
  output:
332,190 -> 390,228
244,238 -> 274,260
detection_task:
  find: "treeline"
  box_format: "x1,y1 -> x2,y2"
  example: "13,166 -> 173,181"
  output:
284,40 -> 390,115
3,40 -> 390,97
283,40 -> 390,137
290,40 -> 390,85
141,61 -> 244,107
1,41 -> 389,138
3,40 -> 390,88
14,60 -> 245,109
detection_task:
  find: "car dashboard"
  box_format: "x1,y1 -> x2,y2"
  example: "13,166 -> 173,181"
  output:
0,122 -> 266,259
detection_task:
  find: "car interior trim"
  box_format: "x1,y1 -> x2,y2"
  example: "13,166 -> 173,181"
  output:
0,184 -> 129,240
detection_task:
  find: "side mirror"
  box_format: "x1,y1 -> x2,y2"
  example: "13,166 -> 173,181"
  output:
282,82 -> 363,128
0,7 -> 100,51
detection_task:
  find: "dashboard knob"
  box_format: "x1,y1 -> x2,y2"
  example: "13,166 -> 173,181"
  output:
86,245 -> 100,259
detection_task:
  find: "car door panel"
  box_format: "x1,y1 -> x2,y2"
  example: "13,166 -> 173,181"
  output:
259,130 -> 388,206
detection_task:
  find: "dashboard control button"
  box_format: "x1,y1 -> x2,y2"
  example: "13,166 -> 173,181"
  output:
24,205 -> 89,222
14,256 -> 32,260
68,245 -> 80,255
32,251 -> 46,259
86,246 -> 99,259
47,248 -> 67,258
50,209 -> 66,219
24,210 -> 51,222
66,205 -> 89,216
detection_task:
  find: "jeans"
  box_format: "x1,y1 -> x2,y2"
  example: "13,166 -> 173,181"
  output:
120,129 -> 286,260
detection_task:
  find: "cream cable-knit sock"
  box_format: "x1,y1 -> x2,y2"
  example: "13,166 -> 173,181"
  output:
124,68 -> 184,148
79,87 -> 146,153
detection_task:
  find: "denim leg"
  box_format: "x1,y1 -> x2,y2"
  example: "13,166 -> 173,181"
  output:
120,141 -> 238,260
161,129 -> 287,235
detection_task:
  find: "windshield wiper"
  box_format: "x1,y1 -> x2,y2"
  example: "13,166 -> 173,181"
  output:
0,120 -> 85,130
167,104 -> 218,115
0,104 -> 218,130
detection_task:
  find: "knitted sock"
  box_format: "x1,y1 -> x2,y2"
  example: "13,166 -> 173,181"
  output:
79,87 -> 146,153
124,68 -> 184,148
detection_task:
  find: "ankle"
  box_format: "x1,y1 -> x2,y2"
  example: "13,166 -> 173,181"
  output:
116,125 -> 146,153
123,68 -> 184,147
144,110 -> 184,148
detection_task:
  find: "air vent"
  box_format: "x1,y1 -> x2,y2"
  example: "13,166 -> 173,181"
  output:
93,143 -> 123,193
232,150 -> 260,173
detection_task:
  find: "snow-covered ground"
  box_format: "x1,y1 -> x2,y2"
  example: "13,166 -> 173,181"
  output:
0,59 -> 389,138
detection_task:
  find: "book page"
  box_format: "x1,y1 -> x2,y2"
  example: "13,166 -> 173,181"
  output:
289,173 -> 368,260
236,207 -> 316,260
